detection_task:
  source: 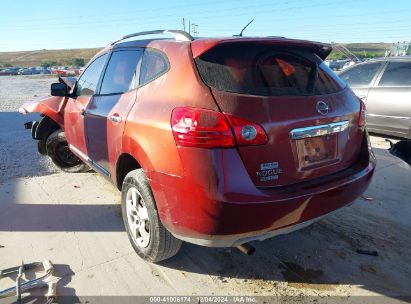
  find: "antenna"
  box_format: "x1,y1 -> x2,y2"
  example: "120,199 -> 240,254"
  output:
238,19 -> 254,37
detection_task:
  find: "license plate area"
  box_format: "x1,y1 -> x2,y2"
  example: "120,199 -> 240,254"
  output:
295,134 -> 338,170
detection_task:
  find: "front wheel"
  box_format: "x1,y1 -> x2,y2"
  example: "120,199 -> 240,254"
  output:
121,169 -> 182,262
46,130 -> 88,173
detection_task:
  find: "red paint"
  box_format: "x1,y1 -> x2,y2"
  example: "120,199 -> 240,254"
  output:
21,36 -> 375,245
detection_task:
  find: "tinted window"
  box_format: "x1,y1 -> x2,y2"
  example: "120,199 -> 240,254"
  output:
140,50 -> 168,85
100,50 -> 142,95
379,62 -> 411,86
195,44 -> 344,96
76,54 -> 108,96
339,62 -> 382,87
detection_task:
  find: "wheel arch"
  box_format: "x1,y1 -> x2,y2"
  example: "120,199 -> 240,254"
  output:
115,133 -> 155,189
115,153 -> 142,190
34,115 -> 61,141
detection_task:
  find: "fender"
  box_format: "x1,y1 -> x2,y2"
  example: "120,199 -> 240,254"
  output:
18,77 -> 77,128
118,133 -> 154,182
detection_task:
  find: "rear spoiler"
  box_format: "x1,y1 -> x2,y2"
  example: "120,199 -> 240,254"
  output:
191,37 -> 332,60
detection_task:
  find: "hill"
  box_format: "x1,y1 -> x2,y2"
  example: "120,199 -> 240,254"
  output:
0,42 -> 395,67
0,48 -> 102,68
328,42 -> 393,60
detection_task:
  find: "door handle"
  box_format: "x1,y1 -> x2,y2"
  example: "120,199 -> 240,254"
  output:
109,114 -> 122,123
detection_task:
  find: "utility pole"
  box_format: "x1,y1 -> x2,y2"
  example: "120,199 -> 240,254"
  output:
183,18 -> 199,36
191,23 -> 199,37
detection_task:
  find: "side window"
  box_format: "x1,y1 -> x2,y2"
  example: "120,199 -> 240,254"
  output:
140,50 -> 169,85
378,62 -> 411,86
339,62 -> 382,87
76,54 -> 108,96
100,50 -> 143,95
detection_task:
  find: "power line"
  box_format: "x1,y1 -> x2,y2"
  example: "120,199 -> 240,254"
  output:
1,0 -> 245,26
1,0 -> 358,30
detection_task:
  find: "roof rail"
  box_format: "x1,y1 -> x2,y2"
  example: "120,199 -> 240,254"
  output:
110,30 -> 194,45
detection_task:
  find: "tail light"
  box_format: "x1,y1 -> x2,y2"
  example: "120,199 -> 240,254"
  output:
358,98 -> 366,127
171,107 -> 268,148
225,114 -> 268,146
171,107 -> 235,148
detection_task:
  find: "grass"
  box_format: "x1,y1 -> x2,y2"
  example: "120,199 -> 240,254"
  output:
0,48 -> 102,67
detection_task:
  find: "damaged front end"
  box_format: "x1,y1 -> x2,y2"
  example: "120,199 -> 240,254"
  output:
19,76 -> 77,124
19,77 -> 76,155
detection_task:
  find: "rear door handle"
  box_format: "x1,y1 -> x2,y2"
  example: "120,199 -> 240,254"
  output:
108,114 -> 122,123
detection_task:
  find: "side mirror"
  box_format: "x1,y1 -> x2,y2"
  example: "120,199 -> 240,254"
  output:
51,82 -> 68,96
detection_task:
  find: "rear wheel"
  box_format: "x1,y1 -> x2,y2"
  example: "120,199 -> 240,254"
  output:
46,130 -> 88,173
121,169 -> 182,262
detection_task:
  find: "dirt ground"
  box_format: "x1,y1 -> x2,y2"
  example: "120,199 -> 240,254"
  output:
0,76 -> 410,303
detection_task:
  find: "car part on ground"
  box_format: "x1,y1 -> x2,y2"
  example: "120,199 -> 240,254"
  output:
0,260 -> 57,304
19,30 -> 375,262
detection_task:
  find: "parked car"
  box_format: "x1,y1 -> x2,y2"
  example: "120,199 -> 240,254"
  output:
18,67 -> 38,75
35,67 -> 51,74
19,30 -> 375,262
0,67 -> 19,75
339,56 -> 411,138
51,68 -> 78,77
329,59 -> 349,71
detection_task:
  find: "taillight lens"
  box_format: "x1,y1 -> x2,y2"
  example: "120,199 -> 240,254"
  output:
225,114 -> 268,146
358,98 -> 366,127
171,107 -> 268,148
171,107 -> 235,148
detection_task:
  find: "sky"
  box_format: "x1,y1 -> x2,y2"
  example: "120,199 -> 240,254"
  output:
0,0 -> 410,51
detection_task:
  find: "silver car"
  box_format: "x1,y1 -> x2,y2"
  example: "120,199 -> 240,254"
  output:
339,57 -> 411,139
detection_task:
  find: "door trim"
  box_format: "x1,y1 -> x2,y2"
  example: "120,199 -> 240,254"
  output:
367,113 -> 410,120
69,144 -> 111,177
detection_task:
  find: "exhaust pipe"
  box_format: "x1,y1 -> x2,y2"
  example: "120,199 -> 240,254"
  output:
236,243 -> 255,255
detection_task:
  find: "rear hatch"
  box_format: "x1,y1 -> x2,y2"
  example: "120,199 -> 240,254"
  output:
193,39 -> 364,187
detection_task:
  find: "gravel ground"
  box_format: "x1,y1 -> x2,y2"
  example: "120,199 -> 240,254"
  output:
0,75 -> 58,184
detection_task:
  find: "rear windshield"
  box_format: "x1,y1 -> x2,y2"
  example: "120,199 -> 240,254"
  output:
195,43 -> 346,96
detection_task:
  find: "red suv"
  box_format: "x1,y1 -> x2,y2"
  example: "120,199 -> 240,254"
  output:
20,30 -> 375,262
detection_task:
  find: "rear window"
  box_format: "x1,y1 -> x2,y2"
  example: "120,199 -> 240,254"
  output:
195,43 -> 345,96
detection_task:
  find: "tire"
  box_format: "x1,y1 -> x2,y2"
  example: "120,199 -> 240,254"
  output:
121,169 -> 182,262
46,130 -> 88,173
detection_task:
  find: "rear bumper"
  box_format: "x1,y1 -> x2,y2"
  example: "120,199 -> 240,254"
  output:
172,208 -> 342,247
148,133 -> 376,247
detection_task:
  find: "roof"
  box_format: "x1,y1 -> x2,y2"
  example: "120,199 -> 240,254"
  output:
88,32 -> 334,64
